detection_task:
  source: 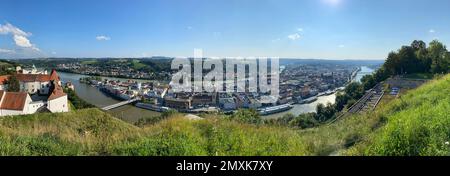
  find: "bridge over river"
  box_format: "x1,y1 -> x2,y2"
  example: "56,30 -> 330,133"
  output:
101,98 -> 140,111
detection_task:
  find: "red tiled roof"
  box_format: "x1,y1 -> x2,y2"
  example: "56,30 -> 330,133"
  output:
0,91 -> 28,111
48,84 -> 66,101
16,74 -> 52,82
50,69 -> 60,81
0,75 -> 9,85
0,90 -> 4,99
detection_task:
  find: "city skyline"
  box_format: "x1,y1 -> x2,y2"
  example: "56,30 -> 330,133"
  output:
1,0 -> 450,60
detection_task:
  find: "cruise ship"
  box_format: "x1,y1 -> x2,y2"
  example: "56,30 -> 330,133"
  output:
258,104 -> 293,116
296,96 -> 318,104
135,103 -> 169,112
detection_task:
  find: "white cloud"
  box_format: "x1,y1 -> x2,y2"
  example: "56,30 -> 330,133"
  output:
0,23 -> 39,51
13,35 -> 33,48
0,48 -> 15,54
297,28 -> 304,32
338,44 -> 345,48
429,29 -> 436,33
288,33 -> 301,41
0,23 -> 30,36
96,35 -> 111,41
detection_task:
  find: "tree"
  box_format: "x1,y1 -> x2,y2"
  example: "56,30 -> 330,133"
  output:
345,82 -> 364,99
315,103 -> 336,122
231,109 -> 261,124
411,40 -> 426,50
384,52 -> 401,75
412,40 -> 430,72
361,75 -> 376,91
428,40 -> 448,73
397,46 -> 420,74
288,113 -> 318,129
335,93 -> 350,111
7,74 -> 20,92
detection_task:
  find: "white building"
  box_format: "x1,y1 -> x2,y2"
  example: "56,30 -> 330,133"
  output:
0,91 -> 34,116
0,69 -> 69,116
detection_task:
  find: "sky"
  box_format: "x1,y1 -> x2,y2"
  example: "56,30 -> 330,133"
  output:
1,0 -> 450,60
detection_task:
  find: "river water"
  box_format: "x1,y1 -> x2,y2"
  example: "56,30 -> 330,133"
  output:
58,72 -> 161,123
354,66 -> 375,83
58,66 -> 372,122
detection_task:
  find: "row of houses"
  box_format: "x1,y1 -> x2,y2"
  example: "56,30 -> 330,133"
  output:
163,92 -> 265,111
0,67 -> 69,116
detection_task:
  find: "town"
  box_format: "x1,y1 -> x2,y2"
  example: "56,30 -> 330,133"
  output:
77,60 -> 365,116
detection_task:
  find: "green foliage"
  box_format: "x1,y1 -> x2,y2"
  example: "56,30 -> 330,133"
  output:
6,74 -> 20,92
0,60 -> 17,75
63,88 -> 95,109
345,82 -> 364,99
134,109 -> 178,127
361,74 -> 376,90
288,113 -> 319,129
230,109 -> 261,124
335,93 -> 350,111
382,40 -> 449,76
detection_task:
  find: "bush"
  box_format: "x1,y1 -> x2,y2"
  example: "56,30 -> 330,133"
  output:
229,109 -> 261,124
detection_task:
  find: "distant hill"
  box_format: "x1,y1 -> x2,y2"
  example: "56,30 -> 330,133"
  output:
280,58 -> 385,66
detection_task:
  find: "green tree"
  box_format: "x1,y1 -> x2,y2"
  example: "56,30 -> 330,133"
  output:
335,93 -> 350,111
7,74 -> 20,92
345,82 -> 364,99
428,40 -> 448,73
361,74 -> 376,91
289,113 -> 318,129
231,109 -> 261,124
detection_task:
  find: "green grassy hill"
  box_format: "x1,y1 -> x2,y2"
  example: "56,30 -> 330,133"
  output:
0,74 -> 448,156
0,109 -> 308,156
348,74 -> 450,156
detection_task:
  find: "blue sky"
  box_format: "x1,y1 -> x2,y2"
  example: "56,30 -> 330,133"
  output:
1,0 -> 450,60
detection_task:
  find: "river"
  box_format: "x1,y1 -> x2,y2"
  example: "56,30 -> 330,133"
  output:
58,72 -> 161,123
264,93 -> 337,119
354,66 -> 375,83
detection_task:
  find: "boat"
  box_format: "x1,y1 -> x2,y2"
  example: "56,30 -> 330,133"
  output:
258,104 -> 293,116
297,96 -> 318,104
324,90 -> 334,96
135,103 -> 169,112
